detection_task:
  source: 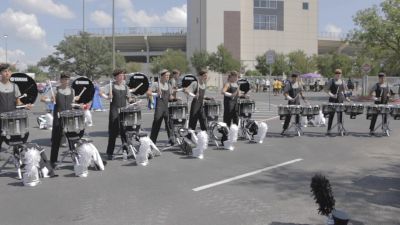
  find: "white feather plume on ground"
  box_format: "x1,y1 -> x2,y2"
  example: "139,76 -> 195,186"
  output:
254,121 -> 268,144
192,131 -> 208,159
23,147 -> 41,187
75,142 -> 104,177
137,136 -> 160,166
223,124 -> 239,151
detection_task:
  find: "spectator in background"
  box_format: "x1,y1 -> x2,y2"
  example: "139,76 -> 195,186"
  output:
265,79 -> 270,91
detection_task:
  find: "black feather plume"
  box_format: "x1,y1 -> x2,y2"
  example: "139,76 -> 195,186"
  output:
310,173 -> 335,216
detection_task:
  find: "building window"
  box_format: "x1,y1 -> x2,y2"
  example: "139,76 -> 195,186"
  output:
254,0 -> 277,9
303,2 -> 309,10
254,14 -> 277,30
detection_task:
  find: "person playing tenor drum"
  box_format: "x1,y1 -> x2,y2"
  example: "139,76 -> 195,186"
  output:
325,69 -> 349,135
369,72 -> 393,135
221,71 -> 240,127
281,73 -> 307,135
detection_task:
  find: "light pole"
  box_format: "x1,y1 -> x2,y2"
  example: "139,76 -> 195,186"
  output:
112,0 -> 115,70
4,34 -> 8,63
82,0 -> 85,33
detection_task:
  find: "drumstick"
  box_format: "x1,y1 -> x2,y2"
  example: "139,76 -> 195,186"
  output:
158,76 -> 162,99
78,87 -> 87,97
129,83 -> 143,93
109,80 -> 113,102
48,80 -> 56,104
18,93 -> 27,99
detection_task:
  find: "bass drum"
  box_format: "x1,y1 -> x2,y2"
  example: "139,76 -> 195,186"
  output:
71,77 -> 95,104
10,73 -> 38,104
237,78 -> 250,94
127,72 -> 150,96
181,74 -> 197,88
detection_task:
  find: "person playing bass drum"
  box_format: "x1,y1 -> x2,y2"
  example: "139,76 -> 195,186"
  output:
100,69 -> 134,160
50,72 -> 80,168
185,69 -> 210,131
281,73 -> 307,135
325,69 -> 349,135
369,72 -> 393,135
221,70 -> 240,127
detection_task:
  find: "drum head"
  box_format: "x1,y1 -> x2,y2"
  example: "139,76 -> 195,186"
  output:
181,74 -> 197,88
238,78 -> 250,94
71,77 -> 95,104
10,73 -> 38,104
127,73 -> 149,96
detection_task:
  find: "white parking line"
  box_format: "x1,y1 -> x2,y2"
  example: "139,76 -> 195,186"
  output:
192,158 -> 303,192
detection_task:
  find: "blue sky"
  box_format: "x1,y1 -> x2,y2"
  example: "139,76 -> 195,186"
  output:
0,0 -> 383,70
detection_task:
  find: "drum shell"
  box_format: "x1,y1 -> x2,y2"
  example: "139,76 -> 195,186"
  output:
238,99 -> 255,117
120,106 -> 142,127
278,105 -> 290,116
322,103 -> 335,114
0,110 -> 29,137
333,103 -> 345,112
390,105 -> 400,120
59,110 -> 85,133
301,105 -> 319,116
344,104 -> 364,115
168,102 -> 188,120
288,105 -> 301,115
377,104 -> 392,114
204,100 -> 221,119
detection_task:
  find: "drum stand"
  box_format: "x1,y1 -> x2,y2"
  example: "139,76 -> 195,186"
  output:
239,117 -> 254,141
207,120 -> 225,148
114,126 -> 141,160
282,114 -> 303,136
329,112 -> 347,136
0,134 -> 29,179
59,131 -> 84,166
161,121 -> 187,152
372,113 -> 390,136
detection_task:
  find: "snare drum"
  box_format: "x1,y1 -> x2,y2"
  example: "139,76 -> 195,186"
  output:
344,104 -> 364,115
278,105 -> 290,116
238,99 -> 255,117
168,102 -> 188,120
366,105 -> 379,120
204,100 -> 221,119
322,103 -> 335,115
0,110 -> 29,137
59,110 -> 85,133
120,105 -> 141,127
390,105 -> 400,120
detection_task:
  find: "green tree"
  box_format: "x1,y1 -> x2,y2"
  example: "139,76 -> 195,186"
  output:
287,50 -> 316,74
25,65 -> 49,82
126,62 -> 142,73
208,44 -> 241,74
38,32 -> 126,79
255,54 -> 269,75
190,50 -> 210,74
350,0 -> 400,76
150,49 -> 189,75
272,53 -> 290,76
245,70 -> 261,77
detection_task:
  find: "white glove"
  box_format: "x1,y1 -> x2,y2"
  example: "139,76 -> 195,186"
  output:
152,92 -> 158,97
372,96 -> 379,101
188,92 -> 196,97
328,92 -> 337,98
224,92 -> 232,97
286,96 -> 293,101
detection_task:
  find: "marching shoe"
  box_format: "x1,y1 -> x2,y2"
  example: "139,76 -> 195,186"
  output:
369,131 -> 375,136
107,155 -> 113,161
280,129 -> 286,136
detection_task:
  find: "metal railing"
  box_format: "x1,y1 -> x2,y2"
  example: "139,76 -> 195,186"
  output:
65,27 -> 187,37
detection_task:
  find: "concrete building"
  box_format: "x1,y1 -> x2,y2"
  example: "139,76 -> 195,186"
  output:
187,0 -> 319,69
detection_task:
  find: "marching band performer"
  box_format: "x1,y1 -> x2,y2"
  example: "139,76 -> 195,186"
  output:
369,72 -> 392,135
0,63 -> 23,150
148,69 -> 175,145
221,70 -> 240,127
325,69 -> 348,135
186,69 -> 209,131
50,72 -> 80,168
100,69 -> 133,160
281,73 -> 307,135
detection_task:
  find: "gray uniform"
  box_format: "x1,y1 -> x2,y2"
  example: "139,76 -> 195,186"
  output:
0,82 -> 21,148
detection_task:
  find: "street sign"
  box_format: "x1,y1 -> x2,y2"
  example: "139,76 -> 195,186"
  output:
265,50 -> 275,65
362,63 -> 371,73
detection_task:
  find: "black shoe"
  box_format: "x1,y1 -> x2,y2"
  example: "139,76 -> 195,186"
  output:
107,155 -> 113,160
326,129 -> 332,136
50,162 -> 59,170
369,131 -> 375,136
49,173 -> 59,178
280,129 -> 287,136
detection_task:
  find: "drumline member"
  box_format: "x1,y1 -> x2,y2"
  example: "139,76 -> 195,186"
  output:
148,69 -> 176,145
221,70 -> 240,127
369,72 -> 392,135
281,73 -> 307,135
0,63 -> 23,150
100,69 -> 134,160
50,72 -> 80,168
185,69 -> 209,131
325,69 -> 348,134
